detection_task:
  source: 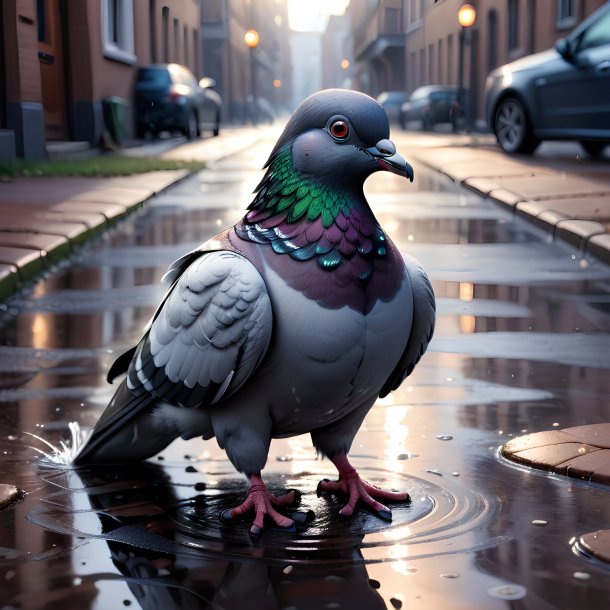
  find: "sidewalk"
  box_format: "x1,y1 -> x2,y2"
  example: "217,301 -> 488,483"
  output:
404,131 -> 610,263
0,127 -> 265,303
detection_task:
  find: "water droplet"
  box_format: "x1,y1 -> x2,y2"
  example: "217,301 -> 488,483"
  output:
397,453 -> 418,460
532,520 -> 548,526
440,572 -> 460,579
451,472 -> 460,477
435,434 -> 453,441
571,254 -> 576,260
577,446 -> 586,454
276,455 -> 292,462
283,565 -> 293,575
368,578 -> 381,589
390,598 -> 403,609
573,572 -> 591,580
426,468 -> 442,476
552,422 -> 560,427
7,435 -> 16,441
73,577 -> 82,586
487,584 -> 527,600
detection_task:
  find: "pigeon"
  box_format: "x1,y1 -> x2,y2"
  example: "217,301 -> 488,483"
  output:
74,89 -> 435,537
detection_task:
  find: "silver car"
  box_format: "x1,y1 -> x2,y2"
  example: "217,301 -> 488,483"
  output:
485,3 -> 610,156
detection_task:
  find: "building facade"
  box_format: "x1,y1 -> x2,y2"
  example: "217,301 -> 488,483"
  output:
348,0 -> 607,125
0,0 -> 201,161
201,0 -> 292,123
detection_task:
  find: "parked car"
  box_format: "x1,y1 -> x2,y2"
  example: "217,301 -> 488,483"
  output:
134,63 -> 221,140
400,85 -> 461,131
376,91 -> 408,123
485,2 -> 610,156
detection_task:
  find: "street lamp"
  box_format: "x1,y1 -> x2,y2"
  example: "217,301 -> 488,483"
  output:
457,3 -> 477,131
244,29 -> 260,124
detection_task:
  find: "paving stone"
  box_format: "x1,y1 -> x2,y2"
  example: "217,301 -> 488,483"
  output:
502,424 -> 610,487
557,450 -> 610,484
0,246 -> 44,281
1,219 -> 87,245
562,423 -> 610,449
51,201 -> 130,222
0,205 -> 106,232
462,177 -> 503,197
510,443 -> 600,468
502,430 -> 575,453
555,220 -> 606,250
490,174 -> 609,200
0,231 -> 71,265
516,196 -> 610,222
0,484 -> 21,509
487,188 -> 526,208
579,530 -> 610,564
586,233 -> 610,266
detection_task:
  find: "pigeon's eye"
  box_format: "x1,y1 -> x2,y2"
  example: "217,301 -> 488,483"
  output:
329,120 -> 349,140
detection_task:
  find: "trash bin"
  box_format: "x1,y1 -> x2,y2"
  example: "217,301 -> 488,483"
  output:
102,97 -> 128,146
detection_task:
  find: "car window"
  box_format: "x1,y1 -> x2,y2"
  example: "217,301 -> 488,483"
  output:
136,68 -> 171,86
577,8 -> 610,51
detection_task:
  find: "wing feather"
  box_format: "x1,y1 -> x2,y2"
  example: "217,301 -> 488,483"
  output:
129,250 -> 273,407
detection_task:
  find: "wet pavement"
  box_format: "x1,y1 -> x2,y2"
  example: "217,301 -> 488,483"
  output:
1,129 -> 610,609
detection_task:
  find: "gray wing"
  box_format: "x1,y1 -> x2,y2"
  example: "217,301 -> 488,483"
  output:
380,255 -> 435,397
130,250 -> 273,406
74,250 -> 272,463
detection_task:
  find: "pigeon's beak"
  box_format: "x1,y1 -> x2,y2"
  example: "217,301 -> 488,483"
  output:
364,139 -> 414,182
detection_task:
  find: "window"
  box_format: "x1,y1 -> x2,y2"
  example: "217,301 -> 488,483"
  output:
184,25 -> 188,66
438,39 -> 443,83
557,0 -> 578,29
447,34 -> 454,82
487,9 -> 498,71
101,0 -> 135,64
577,7 -> 610,51
173,18 -> 179,62
162,6 -> 169,62
507,0 -> 519,52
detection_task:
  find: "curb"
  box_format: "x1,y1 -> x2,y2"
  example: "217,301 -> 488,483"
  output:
409,142 -> 610,265
0,169 -> 192,306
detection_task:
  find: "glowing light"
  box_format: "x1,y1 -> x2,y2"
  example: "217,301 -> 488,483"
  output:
244,29 -> 259,49
340,58 -> 350,70
273,79 -> 281,88
458,3 -> 477,28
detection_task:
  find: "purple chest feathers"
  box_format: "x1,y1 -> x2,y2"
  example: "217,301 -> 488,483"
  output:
233,162 -> 405,313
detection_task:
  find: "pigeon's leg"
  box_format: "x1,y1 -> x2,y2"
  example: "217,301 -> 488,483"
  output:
220,474 -> 297,538
318,453 -> 410,521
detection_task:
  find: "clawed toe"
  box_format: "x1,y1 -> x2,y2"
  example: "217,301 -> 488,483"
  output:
319,454 -> 410,521
219,476 -> 307,539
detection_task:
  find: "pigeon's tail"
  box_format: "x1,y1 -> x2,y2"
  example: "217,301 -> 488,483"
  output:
72,379 -> 168,465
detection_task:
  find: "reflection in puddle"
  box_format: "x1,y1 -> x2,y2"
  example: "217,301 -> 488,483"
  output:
28,459 -> 506,566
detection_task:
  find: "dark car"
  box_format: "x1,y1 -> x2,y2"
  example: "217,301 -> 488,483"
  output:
485,3 -> 610,156
376,91 -> 409,124
134,63 -> 221,140
400,85 -> 461,131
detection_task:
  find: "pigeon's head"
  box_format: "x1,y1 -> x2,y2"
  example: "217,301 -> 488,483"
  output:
266,89 -> 414,187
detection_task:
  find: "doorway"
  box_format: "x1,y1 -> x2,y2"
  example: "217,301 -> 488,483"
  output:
37,0 -> 69,139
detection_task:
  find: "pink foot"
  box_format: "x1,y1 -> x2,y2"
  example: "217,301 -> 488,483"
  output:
220,474 -> 298,538
317,454 -> 410,521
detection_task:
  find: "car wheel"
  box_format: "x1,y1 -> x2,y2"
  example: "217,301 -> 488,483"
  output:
213,111 -> 220,137
580,141 -> 607,158
185,110 -> 198,140
494,97 -> 539,154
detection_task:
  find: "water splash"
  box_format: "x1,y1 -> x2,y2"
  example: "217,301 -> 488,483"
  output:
24,422 -> 91,466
